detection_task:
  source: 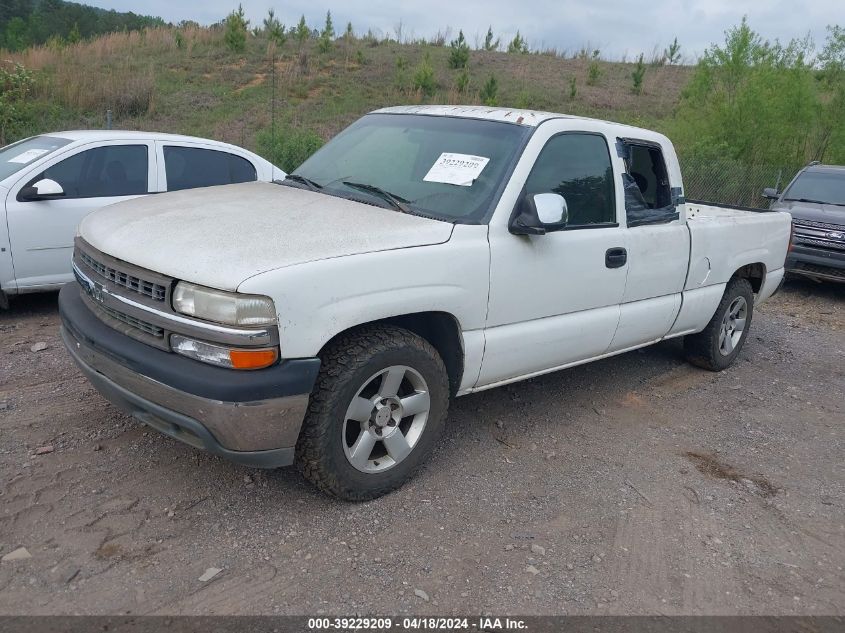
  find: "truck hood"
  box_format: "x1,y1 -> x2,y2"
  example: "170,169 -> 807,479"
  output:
774,200 -> 845,225
79,182 -> 454,291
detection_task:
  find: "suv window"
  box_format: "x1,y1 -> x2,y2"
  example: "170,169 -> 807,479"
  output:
26,144 -> 148,199
524,133 -> 616,226
164,146 -> 257,191
783,170 -> 845,206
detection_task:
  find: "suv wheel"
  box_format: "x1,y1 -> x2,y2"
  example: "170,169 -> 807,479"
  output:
295,325 -> 449,501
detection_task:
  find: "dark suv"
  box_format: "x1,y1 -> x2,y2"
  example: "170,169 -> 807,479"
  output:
764,163 -> 845,283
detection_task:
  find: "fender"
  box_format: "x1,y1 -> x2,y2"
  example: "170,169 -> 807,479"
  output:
236,224 -> 491,365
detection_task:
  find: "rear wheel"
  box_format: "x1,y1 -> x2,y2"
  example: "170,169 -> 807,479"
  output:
295,325 -> 449,501
684,277 -> 754,371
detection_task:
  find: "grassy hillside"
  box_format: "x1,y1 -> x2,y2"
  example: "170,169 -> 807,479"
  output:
5,19 -> 843,206
7,25 -> 692,154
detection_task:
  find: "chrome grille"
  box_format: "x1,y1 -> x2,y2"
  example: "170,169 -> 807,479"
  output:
793,220 -> 845,252
79,250 -> 167,301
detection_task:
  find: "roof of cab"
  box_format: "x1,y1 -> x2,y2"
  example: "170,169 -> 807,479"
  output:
372,105 -> 660,135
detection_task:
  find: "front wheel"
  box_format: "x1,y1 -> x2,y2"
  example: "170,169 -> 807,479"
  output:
684,277 -> 754,371
295,325 -> 449,501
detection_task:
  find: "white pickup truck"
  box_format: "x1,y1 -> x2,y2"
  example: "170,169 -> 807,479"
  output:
59,106 -> 791,500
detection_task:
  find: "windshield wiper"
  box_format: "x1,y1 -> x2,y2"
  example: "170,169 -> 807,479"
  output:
783,197 -> 845,206
341,181 -> 412,214
279,174 -> 323,191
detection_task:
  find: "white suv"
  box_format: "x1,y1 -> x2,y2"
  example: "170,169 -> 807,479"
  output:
0,131 -> 283,308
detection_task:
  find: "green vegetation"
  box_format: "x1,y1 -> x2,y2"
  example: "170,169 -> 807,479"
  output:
294,15 -> 309,48
483,27 -> 499,52
0,0 -> 164,51
664,37 -> 681,64
257,125 -> 323,173
671,18 -> 845,172
412,52 -> 436,96
223,5 -> 248,53
318,11 -> 334,54
480,74 -> 498,106
263,9 -> 285,46
448,30 -> 470,69
631,54 -> 646,94
507,31 -> 528,55
455,67 -> 470,94
587,60 -> 602,86
1,7 -> 842,189
0,61 -> 34,143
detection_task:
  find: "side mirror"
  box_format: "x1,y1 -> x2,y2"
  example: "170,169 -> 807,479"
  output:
762,187 -> 780,201
19,178 -> 65,202
509,192 -> 569,235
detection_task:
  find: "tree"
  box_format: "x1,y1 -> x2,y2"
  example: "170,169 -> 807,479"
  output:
664,37 -> 681,64
480,74 -> 498,105
263,8 -> 286,46
294,15 -> 309,48
631,53 -> 646,94
507,31 -> 528,54
0,62 -> 35,144
224,5 -> 249,53
318,11 -> 334,53
67,22 -> 81,44
448,29 -> 470,69
675,17 -> 826,168
815,25 -> 845,161
455,67 -> 470,93
483,26 -> 499,51
412,52 -> 436,96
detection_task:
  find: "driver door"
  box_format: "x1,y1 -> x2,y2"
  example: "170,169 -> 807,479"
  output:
6,141 -> 154,289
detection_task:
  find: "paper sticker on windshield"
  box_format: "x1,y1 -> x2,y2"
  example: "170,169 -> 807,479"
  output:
424,153 -> 490,187
8,149 -> 49,164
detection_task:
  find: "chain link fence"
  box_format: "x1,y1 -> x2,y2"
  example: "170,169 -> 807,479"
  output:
680,156 -> 798,209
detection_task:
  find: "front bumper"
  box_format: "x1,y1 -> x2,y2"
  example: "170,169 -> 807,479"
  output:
786,245 -> 845,283
59,283 -> 321,468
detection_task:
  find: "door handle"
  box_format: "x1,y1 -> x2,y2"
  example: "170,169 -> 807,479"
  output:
605,247 -> 627,268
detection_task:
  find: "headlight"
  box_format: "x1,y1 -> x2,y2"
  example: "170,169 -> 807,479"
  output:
172,282 -> 276,326
171,335 -> 279,370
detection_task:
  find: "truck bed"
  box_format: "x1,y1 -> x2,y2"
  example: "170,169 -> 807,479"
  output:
683,201 -> 791,294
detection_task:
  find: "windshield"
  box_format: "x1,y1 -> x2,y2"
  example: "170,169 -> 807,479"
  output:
783,170 -> 845,206
0,135 -> 73,183
291,113 -> 531,223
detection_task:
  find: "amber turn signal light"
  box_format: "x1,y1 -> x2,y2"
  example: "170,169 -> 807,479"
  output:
229,348 -> 279,370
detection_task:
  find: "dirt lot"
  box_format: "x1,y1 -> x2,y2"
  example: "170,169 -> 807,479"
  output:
0,278 -> 843,616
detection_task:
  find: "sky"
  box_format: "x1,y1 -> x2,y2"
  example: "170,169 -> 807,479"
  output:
87,0 -> 844,60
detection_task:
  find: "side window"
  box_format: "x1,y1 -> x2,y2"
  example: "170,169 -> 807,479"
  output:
524,133 -> 616,226
27,145 -> 148,199
621,141 -> 678,227
164,146 -> 257,191
625,144 -> 671,209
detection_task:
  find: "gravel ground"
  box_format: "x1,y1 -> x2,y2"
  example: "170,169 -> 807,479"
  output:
0,278 -> 843,615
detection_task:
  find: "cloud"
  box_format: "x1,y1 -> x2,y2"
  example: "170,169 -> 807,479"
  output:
88,0 -> 843,59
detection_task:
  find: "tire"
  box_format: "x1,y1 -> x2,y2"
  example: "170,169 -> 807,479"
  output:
295,324 -> 450,501
684,277 -> 754,371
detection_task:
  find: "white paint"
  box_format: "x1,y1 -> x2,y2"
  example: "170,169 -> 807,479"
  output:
68,107 -> 792,402
1,131 -> 280,295
83,183 -> 454,292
